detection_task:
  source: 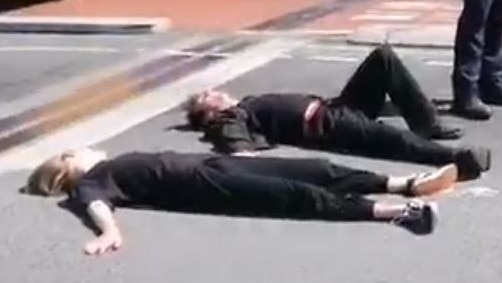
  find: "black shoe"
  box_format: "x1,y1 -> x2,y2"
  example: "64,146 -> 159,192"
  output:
416,123 -> 464,140
451,96 -> 492,120
482,88 -> 502,105
392,200 -> 438,235
454,147 -> 491,180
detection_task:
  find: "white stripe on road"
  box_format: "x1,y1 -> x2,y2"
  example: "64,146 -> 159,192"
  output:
0,35 -> 215,120
160,49 -> 361,63
381,1 -> 438,10
455,187 -> 499,198
305,56 -> 359,62
381,1 -> 461,11
0,38 -> 306,172
352,11 -> 419,21
424,60 -> 452,67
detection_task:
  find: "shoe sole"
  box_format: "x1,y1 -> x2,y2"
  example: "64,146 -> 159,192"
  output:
475,148 -> 491,172
413,164 -> 458,196
425,202 -> 439,234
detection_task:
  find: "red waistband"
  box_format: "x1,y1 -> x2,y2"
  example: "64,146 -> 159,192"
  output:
303,100 -> 326,138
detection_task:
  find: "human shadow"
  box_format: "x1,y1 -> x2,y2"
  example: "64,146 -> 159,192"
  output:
18,184 -> 102,235
57,198 -> 101,235
56,196 -> 376,236
0,0 -> 60,13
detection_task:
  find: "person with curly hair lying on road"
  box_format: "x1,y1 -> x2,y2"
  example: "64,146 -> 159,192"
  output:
26,147 -> 457,256
184,45 -> 490,180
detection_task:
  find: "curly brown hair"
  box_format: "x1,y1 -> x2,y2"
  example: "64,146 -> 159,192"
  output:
184,94 -> 211,130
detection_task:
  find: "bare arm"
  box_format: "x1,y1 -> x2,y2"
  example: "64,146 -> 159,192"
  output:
84,200 -> 123,255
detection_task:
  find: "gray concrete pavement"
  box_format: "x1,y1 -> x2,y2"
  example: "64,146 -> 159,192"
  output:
0,32 -> 187,105
1,41 -> 501,283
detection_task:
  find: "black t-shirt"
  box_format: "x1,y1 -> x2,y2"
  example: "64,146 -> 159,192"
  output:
204,93 -> 320,153
70,151 -> 213,210
238,93 -> 316,142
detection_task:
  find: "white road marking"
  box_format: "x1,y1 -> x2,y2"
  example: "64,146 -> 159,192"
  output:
0,38 -> 306,172
160,48 -> 230,58
140,48 -> 367,64
306,56 -> 359,62
456,187 -> 499,198
424,60 -> 452,67
0,35 -> 215,119
381,1 -> 439,10
352,11 -> 419,21
165,51 -> 361,64
238,29 -> 353,36
381,1 -> 461,11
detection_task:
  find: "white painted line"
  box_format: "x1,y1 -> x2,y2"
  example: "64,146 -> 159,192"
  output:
424,60 -> 452,67
160,49 -> 231,58
0,38 -> 306,172
456,187 -> 499,198
0,46 -> 120,53
0,34 -> 216,119
308,56 -> 359,62
238,29 -> 353,36
352,11 -> 419,21
302,43 -> 373,52
381,1 -> 438,10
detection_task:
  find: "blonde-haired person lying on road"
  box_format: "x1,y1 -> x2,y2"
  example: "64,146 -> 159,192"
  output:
27,148 -> 457,256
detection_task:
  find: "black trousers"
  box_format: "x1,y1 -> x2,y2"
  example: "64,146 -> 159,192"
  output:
316,45 -> 459,166
453,0 -> 502,100
192,156 -> 387,221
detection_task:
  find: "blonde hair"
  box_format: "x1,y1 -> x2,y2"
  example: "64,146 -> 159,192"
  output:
26,154 -> 79,196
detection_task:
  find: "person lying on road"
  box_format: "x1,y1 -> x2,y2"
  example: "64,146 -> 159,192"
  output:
184,45 -> 490,180
26,148 -> 458,256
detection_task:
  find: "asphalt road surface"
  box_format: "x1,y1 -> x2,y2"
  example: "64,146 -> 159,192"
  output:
0,33 -> 500,283
0,32 -> 193,116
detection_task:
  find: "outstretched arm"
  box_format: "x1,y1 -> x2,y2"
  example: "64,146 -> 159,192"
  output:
84,200 -> 123,256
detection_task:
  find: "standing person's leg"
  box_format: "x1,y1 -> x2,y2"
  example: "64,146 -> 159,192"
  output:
322,107 -> 490,180
196,167 -> 438,234
451,0 -> 493,120
480,0 -> 502,104
335,45 -> 461,139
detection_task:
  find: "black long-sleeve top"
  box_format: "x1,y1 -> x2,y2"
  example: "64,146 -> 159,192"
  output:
204,93 -> 321,153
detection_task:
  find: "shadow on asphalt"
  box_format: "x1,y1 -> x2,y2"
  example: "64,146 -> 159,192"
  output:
0,0 -> 60,13
57,199 -> 101,235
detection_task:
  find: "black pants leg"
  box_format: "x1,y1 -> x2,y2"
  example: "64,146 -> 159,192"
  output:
453,0 -> 494,101
321,107 -> 457,166
480,0 -> 502,94
196,163 -> 377,221
204,156 -> 388,195
335,44 -> 438,132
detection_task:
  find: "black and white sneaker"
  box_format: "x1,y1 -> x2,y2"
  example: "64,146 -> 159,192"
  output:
392,200 -> 438,235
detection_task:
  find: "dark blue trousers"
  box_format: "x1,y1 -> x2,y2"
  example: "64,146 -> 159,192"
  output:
453,0 -> 502,101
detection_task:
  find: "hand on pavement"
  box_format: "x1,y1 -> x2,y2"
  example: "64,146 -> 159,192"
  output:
84,231 -> 123,256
